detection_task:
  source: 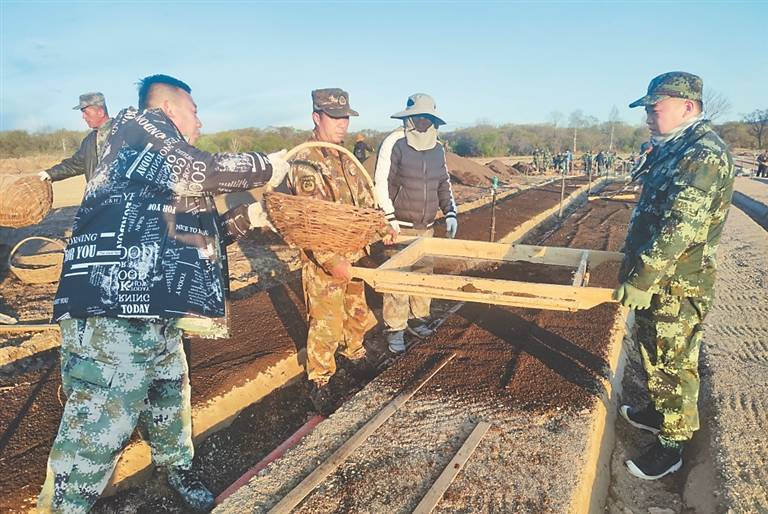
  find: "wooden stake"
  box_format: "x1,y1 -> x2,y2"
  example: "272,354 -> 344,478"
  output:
412,421 -> 491,514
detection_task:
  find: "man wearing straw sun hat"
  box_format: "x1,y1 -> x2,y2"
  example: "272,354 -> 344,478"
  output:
286,88 -> 385,414
374,93 -> 458,354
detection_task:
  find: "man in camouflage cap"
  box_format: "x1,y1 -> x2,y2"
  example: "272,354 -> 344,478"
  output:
615,71 -> 735,480
38,92 -> 114,183
287,88 -> 389,414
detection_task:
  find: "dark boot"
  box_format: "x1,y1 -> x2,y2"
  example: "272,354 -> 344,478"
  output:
166,466 -> 215,512
620,403 -> 663,434
625,438 -> 683,480
308,380 -> 336,416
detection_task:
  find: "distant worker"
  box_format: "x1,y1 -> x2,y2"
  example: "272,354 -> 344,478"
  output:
582,151 -> 593,175
38,92 -> 113,183
595,150 -> 607,175
565,149 -> 573,174
353,133 -> 374,163
533,147 -> 542,173
375,93 -> 458,354
757,149 -> 768,177
543,148 -> 552,172
615,72 -> 735,481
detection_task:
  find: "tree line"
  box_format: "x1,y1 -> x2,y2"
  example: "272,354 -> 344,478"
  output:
2,110 -> 766,159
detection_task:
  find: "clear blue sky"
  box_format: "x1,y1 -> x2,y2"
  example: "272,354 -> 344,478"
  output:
1,0 -> 766,134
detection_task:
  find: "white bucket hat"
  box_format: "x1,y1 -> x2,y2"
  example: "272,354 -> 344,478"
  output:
391,93 -> 446,126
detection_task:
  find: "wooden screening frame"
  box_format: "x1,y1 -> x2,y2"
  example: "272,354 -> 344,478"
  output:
351,237 -> 623,311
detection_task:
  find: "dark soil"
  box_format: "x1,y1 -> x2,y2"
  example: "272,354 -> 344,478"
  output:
0,177 -> 614,511
378,181 -> 636,415
427,257 -> 577,286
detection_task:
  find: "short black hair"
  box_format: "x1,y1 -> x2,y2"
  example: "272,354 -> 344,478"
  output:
137,74 -> 192,110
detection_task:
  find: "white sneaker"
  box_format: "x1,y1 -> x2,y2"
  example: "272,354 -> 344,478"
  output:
406,318 -> 435,339
386,330 -> 406,354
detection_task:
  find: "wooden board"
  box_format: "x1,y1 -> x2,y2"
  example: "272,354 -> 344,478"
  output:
351,238 -> 622,311
413,421 -> 491,514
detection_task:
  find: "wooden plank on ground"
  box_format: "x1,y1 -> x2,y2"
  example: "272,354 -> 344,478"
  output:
268,352 -> 457,514
412,421 -> 492,514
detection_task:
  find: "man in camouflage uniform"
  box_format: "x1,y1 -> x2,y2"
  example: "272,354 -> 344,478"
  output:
615,72 -> 735,481
533,147 -> 542,173
287,89 -> 385,414
38,93 -> 114,183
582,150 -> 593,175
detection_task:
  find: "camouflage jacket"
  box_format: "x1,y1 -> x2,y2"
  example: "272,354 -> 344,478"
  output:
46,118 -> 114,182
287,135 -> 376,272
620,120 -> 735,296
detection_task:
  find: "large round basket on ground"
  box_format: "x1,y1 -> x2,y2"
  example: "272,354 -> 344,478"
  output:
264,142 -> 387,254
9,237 -> 66,284
0,175 -> 53,228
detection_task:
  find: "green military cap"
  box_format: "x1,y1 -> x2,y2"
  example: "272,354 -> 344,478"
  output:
629,72 -> 703,108
73,92 -> 106,110
311,88 -> 359,118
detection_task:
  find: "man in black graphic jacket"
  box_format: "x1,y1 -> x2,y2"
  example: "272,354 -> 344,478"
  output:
40,75 -> 289,513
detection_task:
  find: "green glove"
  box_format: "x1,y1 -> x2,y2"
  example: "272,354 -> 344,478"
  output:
612,283 -> 653,310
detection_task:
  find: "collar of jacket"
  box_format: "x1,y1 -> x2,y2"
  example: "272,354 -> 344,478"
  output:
632,119 -> 711,183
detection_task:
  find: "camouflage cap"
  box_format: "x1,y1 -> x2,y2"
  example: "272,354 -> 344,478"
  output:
72,92 -> 106,110
311,88 -> 358,118
629,72 -> 703,108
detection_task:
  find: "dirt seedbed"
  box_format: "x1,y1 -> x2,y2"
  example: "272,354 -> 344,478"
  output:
217,181 -> 637,513
0,176 -> 601,511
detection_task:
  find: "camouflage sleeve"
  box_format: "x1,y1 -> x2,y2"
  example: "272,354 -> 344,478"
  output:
46,134 -> 90,181
625,151 -> 725,292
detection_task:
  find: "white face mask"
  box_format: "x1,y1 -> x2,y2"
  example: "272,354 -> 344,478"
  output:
404,117 -> 438,151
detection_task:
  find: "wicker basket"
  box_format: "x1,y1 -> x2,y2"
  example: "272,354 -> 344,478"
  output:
9,237 -> 65,284
0,175 -> 53,228
265,192 -> 387,253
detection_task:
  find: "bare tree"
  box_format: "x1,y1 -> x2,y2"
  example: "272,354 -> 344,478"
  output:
608,106 -> 621,151
229,136 -> 241,153
703,89 -> 731,122
744,109 -> 768,149
569,110 -> 586,153
548,111 -> 563,145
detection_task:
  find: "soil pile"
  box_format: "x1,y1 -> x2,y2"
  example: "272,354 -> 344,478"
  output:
513,162 -> 536,175
445,152 -> 495,187
486,159 -> 521,179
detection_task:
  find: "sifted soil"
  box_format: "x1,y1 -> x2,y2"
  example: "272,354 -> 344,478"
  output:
0,177 -> 607,511
217,181 -> 638,513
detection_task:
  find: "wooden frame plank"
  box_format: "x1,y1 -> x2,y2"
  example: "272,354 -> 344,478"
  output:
378,236 -> 428,270
573,250 -> 589,287
268,353 -> 457,514
412,421 -> 492,514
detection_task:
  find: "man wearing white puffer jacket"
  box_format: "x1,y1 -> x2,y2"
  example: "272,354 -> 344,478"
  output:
374,93 -> 457,353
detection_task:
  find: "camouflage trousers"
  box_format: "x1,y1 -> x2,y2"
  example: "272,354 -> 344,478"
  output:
302,260 -> 377,384
383,227 -> 433,332
635,293 -> 712,441
38,317 -> 194,513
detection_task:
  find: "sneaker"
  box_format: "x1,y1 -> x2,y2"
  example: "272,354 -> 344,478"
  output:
620,404 -> 662,434
308,380 -> 336,415
166,466 -> 215,512
625,439 -> 683,480
386,330 -> 406,354
406,318 -> 435,339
